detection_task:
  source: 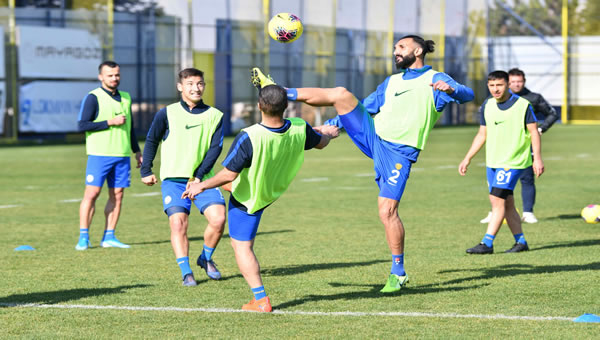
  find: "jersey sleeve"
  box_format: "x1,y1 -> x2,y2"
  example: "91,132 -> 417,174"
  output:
534,94 -> 559,132
129,108 -> 141,153
140,108 -> 168,177
304,122 -> 322,150
432,73 -> 475,112
77,94 -> 109,132
193,116 -> 224,179
479,98 -> 488,126
361,76 -> 390,114
222,131 -> 253,173
525,104 -> 538,124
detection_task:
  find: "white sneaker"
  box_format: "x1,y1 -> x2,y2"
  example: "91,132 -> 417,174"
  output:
521,212 -> 538,224
480,211 -> 492,224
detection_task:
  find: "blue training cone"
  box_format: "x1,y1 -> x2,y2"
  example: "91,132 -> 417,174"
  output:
14,245 -> 35,251
574,313 -> 600,323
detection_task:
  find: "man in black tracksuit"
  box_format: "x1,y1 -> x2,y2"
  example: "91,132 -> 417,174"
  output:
480,68 -> 559,224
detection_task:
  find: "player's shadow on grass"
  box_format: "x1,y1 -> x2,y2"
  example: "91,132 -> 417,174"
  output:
544,214 -> 582,220
0,284 -> 150,307
437,262 -> 600,286
274,282 -> 488,310
195,259 -> 389,284
262,260 -> 388,276
127,229 -> 295,246
530,239 -> 600,251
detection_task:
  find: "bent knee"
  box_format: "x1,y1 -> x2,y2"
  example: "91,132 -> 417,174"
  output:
333,86 -> 354,102
208,215 -> 226,229
169,215 -> 188,233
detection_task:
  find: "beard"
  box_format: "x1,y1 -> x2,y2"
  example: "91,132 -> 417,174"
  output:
395,52 -> 417,70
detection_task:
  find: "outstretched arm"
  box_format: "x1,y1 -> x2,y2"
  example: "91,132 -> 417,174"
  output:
182,168 -> 239,200
458,125 -> 486,176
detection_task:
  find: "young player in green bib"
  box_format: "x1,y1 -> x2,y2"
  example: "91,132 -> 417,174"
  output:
459,70 -> 544,254
141,68 -> 226,286
182,85 -> 338,312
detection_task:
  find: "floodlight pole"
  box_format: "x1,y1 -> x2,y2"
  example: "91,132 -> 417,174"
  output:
263,0 -> 270,73
561,0 -> 569,123
106,0 -> 114,60
438,0 -> 445,73
386,0 -> 395,75
8,0 -> 17,142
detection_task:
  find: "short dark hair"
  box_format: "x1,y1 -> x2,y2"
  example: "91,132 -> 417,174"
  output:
508,68 -> 526,79
178,68 -> 204,82
258,85 -> 288,116
98,60 -> 119,73
400,35 -> 435,58
488,70 -> 509,82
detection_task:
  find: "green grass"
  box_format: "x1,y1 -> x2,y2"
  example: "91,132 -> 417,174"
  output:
1,125 -> 599,338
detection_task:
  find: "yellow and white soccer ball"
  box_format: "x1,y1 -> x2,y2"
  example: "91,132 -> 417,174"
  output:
581,204 -> 600,224
268,13 -> 303,43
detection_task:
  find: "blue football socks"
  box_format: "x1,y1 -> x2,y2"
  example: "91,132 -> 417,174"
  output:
251,285 -> 267,301
202,245 -> 215,261
102,229 -> 115,242
513,233 -> 527,245
391,254 -> 406,276
177,256 -> 192,278
79,228 -> 89,241
482,233 -> 496,248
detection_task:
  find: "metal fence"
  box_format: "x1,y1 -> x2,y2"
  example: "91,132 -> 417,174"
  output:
1,0 -> 599,142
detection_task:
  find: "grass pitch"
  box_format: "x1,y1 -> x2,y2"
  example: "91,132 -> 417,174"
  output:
1,125 -> 599,338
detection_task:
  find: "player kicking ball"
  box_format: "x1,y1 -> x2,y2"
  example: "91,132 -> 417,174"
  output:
459,70 -> 544,254
182,82 -> 337,312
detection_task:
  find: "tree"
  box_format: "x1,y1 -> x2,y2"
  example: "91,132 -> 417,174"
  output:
489,0 -> 581,36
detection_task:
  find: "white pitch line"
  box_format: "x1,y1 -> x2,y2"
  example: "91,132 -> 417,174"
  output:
0,302 -> 574,322
59,198 -> 82,203
131,192 -> 161,197
0,204 -> 23,209
301,177 -> 329,182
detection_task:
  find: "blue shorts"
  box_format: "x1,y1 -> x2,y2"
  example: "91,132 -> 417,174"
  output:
340,103 -> 413,201
228,200 -> 264,241
486,167 -> 524,192
161,179 -> 225,216
85,155 -> 131,188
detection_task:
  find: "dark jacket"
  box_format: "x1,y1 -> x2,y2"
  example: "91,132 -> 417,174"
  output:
515,87 -> 559,133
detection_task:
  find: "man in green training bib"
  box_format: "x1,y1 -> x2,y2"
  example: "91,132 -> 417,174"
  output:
141,68 -> 226,286
251,34 -> 474,293
182,84 -> 338,312
76,60 -> 142,251
459,70 -> 544,254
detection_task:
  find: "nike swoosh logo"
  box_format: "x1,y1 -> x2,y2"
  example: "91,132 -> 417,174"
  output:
185,123 -> 202,129
494,121 -> 505,125
395,90 -> 411,96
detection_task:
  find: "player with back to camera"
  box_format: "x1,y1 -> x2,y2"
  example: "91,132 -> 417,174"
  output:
182,84 -> 338,312
459,70 -> 544,254
479,68 -> 558,224
252,34 -> 474,293
76,60 -> 142,250
141,68 -> 226,286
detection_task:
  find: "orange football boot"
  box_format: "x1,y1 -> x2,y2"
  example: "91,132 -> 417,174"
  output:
242,297 -> 273,312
